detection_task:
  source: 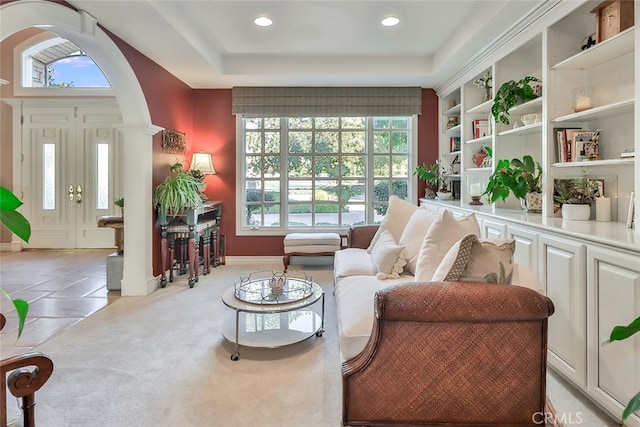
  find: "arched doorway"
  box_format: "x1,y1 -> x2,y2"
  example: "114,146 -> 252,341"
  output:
1,1 -> 159,296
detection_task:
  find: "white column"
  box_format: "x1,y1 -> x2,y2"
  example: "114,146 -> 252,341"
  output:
117,124 -> 163,296
4,99 -> 25,252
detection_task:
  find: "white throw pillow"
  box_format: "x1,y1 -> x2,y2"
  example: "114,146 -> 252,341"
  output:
370,229 -> 407,279
367,195 -> 418,253
432,234 -> 515,284
413,210 -> 480,282
398,207 -> 441,275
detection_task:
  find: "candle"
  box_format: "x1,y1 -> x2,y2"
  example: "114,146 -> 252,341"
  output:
596,197 -> 611,222
575,95 -> 591,112
470,183 -> 483,197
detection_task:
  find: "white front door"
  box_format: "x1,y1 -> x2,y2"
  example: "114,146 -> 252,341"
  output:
22,103 -> 122,248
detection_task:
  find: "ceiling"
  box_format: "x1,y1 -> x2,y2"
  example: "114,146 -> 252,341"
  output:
65,0 -> 545,89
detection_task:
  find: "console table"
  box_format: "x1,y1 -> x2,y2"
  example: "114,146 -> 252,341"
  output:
158,201 -> 222,288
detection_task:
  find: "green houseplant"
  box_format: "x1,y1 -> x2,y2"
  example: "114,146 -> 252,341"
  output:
153,162 -> 205,219
0,186 -> 30,338
553,171 -> 599,220
491,76 -> 541,125
484,153 -> 542,211
414,162 -> 440,199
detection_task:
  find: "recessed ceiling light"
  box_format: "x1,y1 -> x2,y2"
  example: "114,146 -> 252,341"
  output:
381,16 -> 400,27
254,16 -> 273,27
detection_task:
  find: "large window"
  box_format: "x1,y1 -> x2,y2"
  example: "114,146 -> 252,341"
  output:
239,115 -> 415,233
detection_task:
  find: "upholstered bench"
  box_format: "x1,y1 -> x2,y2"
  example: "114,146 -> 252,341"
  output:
283,232 -> 341,272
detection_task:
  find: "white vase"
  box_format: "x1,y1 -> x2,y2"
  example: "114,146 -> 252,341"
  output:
437,191 -> 453,200
561,204 -> 591,221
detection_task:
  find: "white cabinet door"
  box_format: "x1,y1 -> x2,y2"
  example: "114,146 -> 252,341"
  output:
587,247 -> 640,427
507,224 -> 538,273
481,218 -> 506,239
540,234 -> 586,388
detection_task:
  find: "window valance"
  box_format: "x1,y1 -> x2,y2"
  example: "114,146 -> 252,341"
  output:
232,86 -> 422,117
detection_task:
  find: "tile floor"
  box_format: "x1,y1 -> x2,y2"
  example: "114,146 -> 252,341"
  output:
0,249 -> 120,358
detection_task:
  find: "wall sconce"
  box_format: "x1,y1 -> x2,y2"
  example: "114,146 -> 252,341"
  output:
190,151 -> 216,175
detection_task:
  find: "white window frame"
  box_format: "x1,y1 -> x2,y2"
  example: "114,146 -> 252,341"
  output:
236,115 -> 418,236
14,32 -> 114,97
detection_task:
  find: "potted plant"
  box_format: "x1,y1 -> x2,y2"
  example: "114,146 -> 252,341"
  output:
153,162 -> 205,223
0,186 -> 30,338
414,163 -> 439,199
553,171 -> 599,220
491,76 -> 541,125
114,197 -> 124,217
473,70 -> 493,102
484,153 -> 542,212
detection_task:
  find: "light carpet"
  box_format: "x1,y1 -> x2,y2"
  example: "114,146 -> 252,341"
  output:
29,263 -> 616,427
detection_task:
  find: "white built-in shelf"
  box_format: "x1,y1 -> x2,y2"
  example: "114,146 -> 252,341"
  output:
443,104 -> 461,116
444,124 -> 462,134
466,135 -> 492,145
509,97 -> 543,113
551,158 -> 635,168
448,174 -> 461,179
442,150 -> 461,157
551,27 -> 635,70
497,121 -> 542,136
466,167 -> 492,172
551,99 -> 634,123
466,99 -> 493,114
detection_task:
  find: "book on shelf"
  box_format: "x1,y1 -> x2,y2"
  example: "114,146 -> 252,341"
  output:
449,136 -> 461,151
553,127 -> 579,163
471,119 -> 489,139
571,129 -> 600,162
620,148 -> 635,159
554,128 -> 601,162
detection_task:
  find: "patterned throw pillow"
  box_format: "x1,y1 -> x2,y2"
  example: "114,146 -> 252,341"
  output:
431,234 -> 515,284
370,229 -> 407,279
413,210 -> 481,282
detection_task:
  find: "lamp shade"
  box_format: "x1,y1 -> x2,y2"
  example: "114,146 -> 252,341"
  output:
190,151 -> 216,174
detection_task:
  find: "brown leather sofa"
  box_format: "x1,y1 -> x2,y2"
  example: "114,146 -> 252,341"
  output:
341,226 -> 556,426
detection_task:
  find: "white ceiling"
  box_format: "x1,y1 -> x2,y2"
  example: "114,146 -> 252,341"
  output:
66,0 -> 544,89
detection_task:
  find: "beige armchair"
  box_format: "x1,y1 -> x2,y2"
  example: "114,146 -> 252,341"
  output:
342,281 -> 555,426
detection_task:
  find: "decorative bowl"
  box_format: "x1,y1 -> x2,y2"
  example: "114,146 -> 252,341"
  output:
520,114 -> 537,126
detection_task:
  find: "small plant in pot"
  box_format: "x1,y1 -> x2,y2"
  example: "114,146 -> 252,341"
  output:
484,151 -> 542,212
491,76 -> 541,125
554,171 -> 599,220
153,162 -> 205,223
414,162 -> 439,199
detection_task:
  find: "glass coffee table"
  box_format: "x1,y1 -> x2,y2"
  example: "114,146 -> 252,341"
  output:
221,271 -> 324,361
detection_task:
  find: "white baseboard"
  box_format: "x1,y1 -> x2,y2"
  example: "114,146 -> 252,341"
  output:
225,256 -> 283,265
0,242 -> 22,252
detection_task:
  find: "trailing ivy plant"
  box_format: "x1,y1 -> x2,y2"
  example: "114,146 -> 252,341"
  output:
603,317 -> 640,421
491,76 -> 541,125
0,186 -> 31,338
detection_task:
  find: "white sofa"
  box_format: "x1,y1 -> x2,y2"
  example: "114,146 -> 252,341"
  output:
333,196 -> 541,362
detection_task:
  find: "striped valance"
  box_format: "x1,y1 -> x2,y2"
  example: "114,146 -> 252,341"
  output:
232,86 -> 422,117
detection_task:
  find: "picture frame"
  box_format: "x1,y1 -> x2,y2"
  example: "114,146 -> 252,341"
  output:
162,129 -> 186,154
627,191 -> 635,229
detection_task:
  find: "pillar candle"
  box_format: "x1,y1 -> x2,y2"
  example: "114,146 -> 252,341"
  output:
470,183 -> 483,197
596,197 -> 611,222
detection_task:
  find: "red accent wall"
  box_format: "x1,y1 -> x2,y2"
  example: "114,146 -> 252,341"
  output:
106,29 -> 194,274
108,33 -> 440,263
417,89 -> 439,199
